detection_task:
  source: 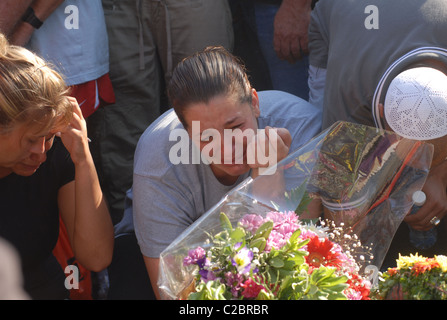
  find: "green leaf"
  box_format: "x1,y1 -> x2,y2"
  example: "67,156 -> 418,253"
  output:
189,280 -> 227,300
318,275 -> 349,288
288,253 -> 306,266
282,259 -> 298,271
256,289 -> 274,300
287,229 -> 302,245
283,178 -> 313,216
230,227 -> 246,242
220,212 -> 233,233
295,192 -> 313,215
270,256 -> 285,268
326,291 -> 348,300
249,237 -> 267,252
253,220 -> 274,240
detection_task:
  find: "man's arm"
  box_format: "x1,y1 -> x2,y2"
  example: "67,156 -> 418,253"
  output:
307,0 -> 328,109
273,0 -> 313,63
404,160 -> 447,230
0,0 -> 33,36
143,256 -> 162,299
8,0 -> 65,46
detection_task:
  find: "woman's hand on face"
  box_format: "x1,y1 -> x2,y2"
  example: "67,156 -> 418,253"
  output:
56,97 -> 90,165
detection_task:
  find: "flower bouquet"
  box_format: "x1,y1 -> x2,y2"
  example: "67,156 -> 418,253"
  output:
157,121 -> 433,300
182,210 -> 371,300
373,254 -> 447,300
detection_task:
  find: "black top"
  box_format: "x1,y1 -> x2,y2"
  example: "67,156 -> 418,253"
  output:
0,138 -> 75,299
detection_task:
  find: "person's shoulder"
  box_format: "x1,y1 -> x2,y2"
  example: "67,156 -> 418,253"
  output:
258,90 -> 321,116
134,109 -> 189,174
258,90 -> 307,102
257,90 -> 323,147
137,109 -> 182,147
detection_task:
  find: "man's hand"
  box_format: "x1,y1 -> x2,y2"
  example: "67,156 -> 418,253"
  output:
273,0 -> 312,63
404,161 -> 447,230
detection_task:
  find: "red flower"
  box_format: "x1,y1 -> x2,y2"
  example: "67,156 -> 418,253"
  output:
241,278 -> 265,299
347,273 -> 370,300
305,236 -> 343,270
412,259 -> 440,276
387,268 -> 398,277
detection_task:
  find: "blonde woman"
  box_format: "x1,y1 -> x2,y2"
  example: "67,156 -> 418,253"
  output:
0,34 -> 114,299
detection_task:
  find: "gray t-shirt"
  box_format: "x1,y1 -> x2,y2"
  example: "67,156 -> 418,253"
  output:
129,90 -> 322,258
309,0 -> 447,129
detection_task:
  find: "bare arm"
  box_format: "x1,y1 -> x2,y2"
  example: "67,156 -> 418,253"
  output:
404,160 -> 447,231
144,256 -> 161,299
57,97 -> 114,272
0,0 -> 33,36
273,0 -> 313,63
8,0 -> 65,46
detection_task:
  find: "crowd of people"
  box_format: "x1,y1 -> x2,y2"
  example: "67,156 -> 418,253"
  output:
0,0 -> 446,300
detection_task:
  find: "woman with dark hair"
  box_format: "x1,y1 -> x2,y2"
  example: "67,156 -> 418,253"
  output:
123,46 -> 322,299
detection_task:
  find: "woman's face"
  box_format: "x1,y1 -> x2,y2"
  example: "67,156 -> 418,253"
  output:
183,90 -> 260,185
0,121 -> 56,178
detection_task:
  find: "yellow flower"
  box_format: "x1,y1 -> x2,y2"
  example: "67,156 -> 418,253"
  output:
396,253 -> 427,269
435,255 -> 447,272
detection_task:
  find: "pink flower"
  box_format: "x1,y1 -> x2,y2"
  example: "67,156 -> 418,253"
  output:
265,230 -> 287,251
224,272 -> 244,298
345,289 -> 363,300
300,230 -> 317,242
276,222 -> 299,237
239,214 -> 266,234
266,211 -> 298,228
265,211 -> 286,227
183,246 -> 206,266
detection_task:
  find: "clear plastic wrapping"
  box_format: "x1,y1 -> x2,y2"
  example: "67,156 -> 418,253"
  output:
158,121 -> 433,300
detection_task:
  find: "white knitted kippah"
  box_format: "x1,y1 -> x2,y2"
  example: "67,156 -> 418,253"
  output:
384,67 -> 447,140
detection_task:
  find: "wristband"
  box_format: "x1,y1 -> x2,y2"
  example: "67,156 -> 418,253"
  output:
21,7 -> 43,29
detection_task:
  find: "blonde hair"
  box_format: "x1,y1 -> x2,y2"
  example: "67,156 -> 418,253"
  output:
0,33 -> 72,134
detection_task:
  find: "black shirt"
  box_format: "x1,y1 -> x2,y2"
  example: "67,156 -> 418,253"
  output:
0,138 -> 75,299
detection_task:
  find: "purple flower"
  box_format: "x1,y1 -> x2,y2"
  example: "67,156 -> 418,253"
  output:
224,272 -> 244,297
183,246 -> 206,266
232,246 -> 254,274
199,268 -> 217,282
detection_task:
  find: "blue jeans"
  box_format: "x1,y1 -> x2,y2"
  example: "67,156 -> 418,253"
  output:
254,3 -> 309,100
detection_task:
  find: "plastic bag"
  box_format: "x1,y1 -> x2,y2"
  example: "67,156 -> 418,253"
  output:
158,121 -> 433,299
